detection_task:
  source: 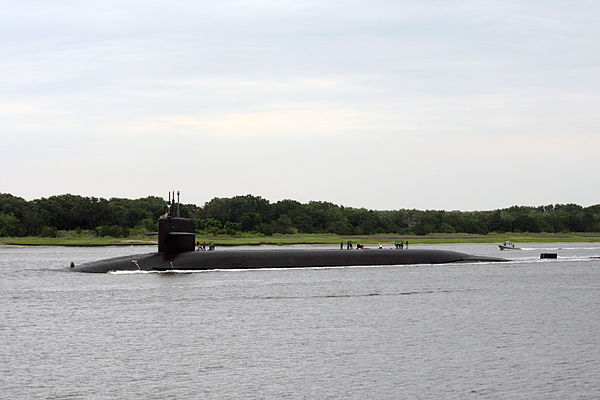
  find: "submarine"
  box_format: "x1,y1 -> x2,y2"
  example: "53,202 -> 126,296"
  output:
71,192 -> 505,273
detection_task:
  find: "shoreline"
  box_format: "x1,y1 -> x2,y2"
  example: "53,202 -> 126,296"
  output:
2,233 -> 600,247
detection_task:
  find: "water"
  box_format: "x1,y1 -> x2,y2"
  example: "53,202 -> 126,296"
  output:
1,243 -> 599,399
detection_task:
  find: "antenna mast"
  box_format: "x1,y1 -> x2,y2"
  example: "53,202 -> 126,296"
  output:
166,190 -> 182,217
167,191 -> 172,216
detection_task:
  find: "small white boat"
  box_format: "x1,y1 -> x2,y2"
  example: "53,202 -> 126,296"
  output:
498,241 -> 521,250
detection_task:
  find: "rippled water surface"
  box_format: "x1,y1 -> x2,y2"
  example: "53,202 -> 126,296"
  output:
1,243 -> 599,399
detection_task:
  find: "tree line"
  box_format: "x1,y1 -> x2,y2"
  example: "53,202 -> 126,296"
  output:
1,193 -> 599,237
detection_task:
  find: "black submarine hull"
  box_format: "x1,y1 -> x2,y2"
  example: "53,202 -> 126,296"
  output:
71,248 -> 505,273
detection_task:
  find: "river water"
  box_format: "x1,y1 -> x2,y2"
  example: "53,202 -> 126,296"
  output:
1,243 -> 598,399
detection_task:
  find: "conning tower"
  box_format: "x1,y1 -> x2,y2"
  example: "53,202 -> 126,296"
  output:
158,191 -> 196,254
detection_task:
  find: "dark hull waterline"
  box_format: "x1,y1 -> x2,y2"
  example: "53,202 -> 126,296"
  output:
71,248 -> 506,273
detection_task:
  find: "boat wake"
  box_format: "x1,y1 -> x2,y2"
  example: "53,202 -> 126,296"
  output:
108,269 -> 195,275
495,256 -> 600,265
520,246 -> 600,251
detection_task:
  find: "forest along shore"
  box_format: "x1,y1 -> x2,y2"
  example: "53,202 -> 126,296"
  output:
2,233 -> 600,246
2,194 -> 599,240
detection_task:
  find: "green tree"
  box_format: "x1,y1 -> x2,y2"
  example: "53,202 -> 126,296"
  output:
0,212 -> 20,236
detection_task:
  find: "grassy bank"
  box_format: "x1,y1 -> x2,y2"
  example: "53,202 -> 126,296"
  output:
2,232 -> 600,246
0,236 -> 156,246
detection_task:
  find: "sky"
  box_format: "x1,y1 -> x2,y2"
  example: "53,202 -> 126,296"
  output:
1,0 -> 599,211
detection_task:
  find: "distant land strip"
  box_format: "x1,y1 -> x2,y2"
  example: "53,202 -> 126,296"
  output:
2,233 -> 600,247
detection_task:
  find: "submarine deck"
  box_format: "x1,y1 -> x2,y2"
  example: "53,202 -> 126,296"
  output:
71,248 -> 506,273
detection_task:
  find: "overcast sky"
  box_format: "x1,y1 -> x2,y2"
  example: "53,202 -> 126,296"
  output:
1,1 -> 598,210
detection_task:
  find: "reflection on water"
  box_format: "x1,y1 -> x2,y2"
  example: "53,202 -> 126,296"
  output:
1,243 -> 599,399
